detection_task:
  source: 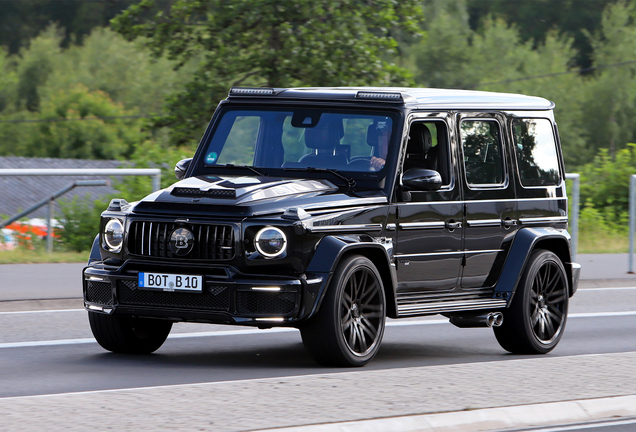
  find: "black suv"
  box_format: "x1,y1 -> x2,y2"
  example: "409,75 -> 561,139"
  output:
84,87 -> 581,366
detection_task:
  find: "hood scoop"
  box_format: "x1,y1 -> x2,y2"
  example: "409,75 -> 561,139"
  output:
171,187 -> 236,199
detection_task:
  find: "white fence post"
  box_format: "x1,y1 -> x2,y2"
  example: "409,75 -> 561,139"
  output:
629,175 -> 636,273
565,173 -> 580,262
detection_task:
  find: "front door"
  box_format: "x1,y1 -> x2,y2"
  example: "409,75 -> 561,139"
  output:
394,116 -> 463,293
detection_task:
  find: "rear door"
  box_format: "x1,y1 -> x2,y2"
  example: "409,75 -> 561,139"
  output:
459,113 -> 518,288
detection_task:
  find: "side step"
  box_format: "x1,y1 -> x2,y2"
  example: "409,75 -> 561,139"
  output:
397,299 -> 507,317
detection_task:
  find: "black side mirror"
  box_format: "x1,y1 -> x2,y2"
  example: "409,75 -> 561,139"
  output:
175,158 -> 193,180
402,168 -> 442,191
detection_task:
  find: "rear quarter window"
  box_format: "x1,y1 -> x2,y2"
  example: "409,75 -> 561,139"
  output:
513,118 -> 561,187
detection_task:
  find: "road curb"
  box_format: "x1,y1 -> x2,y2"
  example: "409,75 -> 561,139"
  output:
253,395 -> 636,432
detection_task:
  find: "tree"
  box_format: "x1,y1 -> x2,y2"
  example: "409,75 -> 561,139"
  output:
0,0 -> 138,54
580,1 -> 636,159
465,0 -> 619,69
111,0 -> 425,145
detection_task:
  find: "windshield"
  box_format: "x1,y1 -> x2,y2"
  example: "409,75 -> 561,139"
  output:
202,107 -> 396,173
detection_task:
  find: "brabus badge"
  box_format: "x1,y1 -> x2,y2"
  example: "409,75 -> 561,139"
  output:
169,228 -> 195,256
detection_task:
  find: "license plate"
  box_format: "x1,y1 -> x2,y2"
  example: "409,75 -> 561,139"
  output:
138,272 -> 203,293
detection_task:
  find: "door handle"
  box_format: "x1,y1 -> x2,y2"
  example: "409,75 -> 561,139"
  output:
502,218 -> 518,228
446,220 -> 462,230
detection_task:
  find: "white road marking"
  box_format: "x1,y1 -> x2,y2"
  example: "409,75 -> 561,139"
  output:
578,286 -> 636,291
1,312 -> 635,349
0,309 -> 84,315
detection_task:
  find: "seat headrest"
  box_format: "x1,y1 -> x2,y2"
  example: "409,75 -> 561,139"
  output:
407,123 -> 433,155
305,117 -> 344,149
367,120 -> 391,148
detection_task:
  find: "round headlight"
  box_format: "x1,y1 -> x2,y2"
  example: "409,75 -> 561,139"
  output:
254,227 -> 287,258
103,219 -> 124,253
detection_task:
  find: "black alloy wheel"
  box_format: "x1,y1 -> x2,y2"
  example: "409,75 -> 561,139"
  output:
300,255 -> 386,367
89,312 -> 173,354
494,249 -> 569,354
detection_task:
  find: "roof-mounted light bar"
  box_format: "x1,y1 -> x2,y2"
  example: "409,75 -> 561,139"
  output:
356,91 -> 403,101
229,87 -> 276,96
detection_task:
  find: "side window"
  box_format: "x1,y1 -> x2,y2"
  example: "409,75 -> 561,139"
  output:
461,120 -> 504,186
404,121 -> 450,185
513,118 -> 561,186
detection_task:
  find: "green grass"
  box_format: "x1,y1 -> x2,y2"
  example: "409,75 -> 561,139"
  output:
578,231 -> 630,254
0,249 -> 88,264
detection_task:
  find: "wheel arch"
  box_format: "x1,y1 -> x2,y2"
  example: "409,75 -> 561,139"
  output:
305,236 -> 397,319
494,227 -> 575,303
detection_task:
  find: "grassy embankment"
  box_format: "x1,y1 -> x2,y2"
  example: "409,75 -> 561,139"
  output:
578,232 -> 629,254
0,249 -> 87,264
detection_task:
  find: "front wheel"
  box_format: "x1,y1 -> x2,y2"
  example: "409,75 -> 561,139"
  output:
494,249 -> 569,354
89,312 -> 172,354
300,255 -> 386,367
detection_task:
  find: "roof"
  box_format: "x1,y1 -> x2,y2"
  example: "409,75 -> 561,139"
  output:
0,157 -> 124,221
227,87 -> 554,110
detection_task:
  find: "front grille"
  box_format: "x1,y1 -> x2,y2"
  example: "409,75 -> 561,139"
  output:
85,281 -> 113,305
236,291 -> 297,316
128,221 -> 234,260
117,280 -> 230,311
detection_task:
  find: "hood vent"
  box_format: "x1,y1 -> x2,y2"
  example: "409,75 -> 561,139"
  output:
171,187 -> 236,199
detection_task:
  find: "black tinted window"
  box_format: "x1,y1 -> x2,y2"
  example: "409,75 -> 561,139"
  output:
513,119 -> 560,186
461,120 -> 504,186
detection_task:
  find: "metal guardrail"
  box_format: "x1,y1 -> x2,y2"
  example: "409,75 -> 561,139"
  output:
0,168 -> 162,191
0,180 -> 109,252
0,168 -> 162,253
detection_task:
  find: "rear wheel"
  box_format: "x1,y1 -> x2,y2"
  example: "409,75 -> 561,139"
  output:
494,249 -> 569,354
89,312 -> 172,354
300,255 -> 386,367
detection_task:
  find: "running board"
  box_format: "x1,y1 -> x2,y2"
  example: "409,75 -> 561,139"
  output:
397,299 -> 507,317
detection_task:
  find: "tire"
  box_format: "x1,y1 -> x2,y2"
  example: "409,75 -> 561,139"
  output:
89,312 -> 172,354
300,255 -> 386,367
494,249 -> 569,354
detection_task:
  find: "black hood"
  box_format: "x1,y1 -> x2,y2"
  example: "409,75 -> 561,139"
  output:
132,175 -> 386,217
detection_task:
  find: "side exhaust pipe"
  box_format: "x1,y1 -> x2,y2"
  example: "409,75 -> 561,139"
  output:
449,312 -> 504,328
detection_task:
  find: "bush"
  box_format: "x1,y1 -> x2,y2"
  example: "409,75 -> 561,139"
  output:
58,194 -> 112,252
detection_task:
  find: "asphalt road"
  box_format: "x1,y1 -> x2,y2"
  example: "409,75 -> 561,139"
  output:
1,258 -> 636,431
1,286 -> 635,419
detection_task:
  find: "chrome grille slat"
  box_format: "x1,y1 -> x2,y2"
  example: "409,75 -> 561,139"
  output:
141,222 -> 146,255
205,226 -> 210,260
128,221 -> 234,260
148,222 -> 153,256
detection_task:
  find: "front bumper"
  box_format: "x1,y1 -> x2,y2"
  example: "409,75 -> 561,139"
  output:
83,260 -> 325,326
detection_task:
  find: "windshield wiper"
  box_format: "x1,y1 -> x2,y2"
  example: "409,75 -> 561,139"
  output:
283,167 -> 356,191
221,164 -> 266,177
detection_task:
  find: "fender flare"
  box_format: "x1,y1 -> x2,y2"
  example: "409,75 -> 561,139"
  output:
88,234 -> 101,265
494,227 -> 574,303
303,236 -> 396,319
